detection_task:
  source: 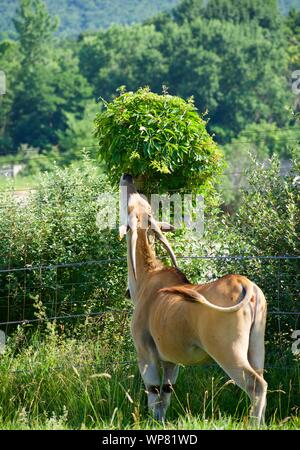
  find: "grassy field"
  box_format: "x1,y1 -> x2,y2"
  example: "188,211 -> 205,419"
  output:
0,323 -> 299,430
0,174 -> 38,191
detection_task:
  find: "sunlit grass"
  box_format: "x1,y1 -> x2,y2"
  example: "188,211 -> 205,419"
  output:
0,324 -> 299,430
0,174 -> 38,191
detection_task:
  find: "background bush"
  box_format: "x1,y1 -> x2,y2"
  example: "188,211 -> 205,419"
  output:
0,159 -> 129,334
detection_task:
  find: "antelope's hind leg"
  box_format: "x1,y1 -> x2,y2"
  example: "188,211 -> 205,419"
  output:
205,333 -> 267,425
209,352 -> 267,426
227,363 -> 267,427
247,285 -> 267,423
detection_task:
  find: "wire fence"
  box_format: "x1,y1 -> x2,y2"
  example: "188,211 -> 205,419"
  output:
0,255 -> 299,373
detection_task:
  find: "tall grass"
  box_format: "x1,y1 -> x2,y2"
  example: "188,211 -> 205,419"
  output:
0,322 -> 298,430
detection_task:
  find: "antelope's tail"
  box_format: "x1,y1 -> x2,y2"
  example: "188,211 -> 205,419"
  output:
159,283 -> 253,313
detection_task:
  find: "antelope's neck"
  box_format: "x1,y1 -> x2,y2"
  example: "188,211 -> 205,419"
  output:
127,229 -> 162,302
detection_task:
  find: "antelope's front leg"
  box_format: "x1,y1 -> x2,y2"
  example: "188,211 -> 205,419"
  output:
138,360 -> 163,421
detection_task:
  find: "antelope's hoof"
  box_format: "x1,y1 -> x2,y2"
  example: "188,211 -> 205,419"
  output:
153,407 -> 166,422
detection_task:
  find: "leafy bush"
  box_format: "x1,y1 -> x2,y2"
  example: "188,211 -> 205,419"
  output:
94,87 -> 224,194
0,159 -> 129,327
228,155 -> 299,256
219,123 -> 300,209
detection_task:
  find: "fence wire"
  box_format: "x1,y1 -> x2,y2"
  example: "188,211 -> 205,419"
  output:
0,255 -> 299,372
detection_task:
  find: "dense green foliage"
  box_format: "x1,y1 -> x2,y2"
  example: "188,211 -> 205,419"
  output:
78,24 -> 168,98
203,0 -> 282,28
1,0 -> 299,39
286,7 -> 300,105
94,87 -> 223,193
1,0 -> 299,183
80,14 -> 291,142
0,0 -> 92,155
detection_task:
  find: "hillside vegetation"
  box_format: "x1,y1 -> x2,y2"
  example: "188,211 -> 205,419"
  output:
0,0 -> 179,37
1,0 -> 299,38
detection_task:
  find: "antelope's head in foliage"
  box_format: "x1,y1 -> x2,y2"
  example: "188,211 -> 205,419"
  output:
119,173 -> 177,279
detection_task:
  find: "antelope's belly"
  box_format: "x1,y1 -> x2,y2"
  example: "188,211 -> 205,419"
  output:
156,342 -> 211,366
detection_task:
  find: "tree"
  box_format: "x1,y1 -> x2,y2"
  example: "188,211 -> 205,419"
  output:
161,19 -> 221,118
50,45 -> 92,143
172,0 -> 204,24
13,0 -> 58,62
203,0 -> 282,29
9,0 -> 58,149
286,9 -> 300,112
9,0 -> 91,151
1,0 -> 297,163
0,40 -> 21,152
79,24 -> 167,100
94,87 -> 224,195
56,101 -> 99,162
146,0 -> 292,142
207,20 -> 291,140
158,16 -> 291,142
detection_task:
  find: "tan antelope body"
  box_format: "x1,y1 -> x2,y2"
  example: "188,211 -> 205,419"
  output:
120,174 -> 267,425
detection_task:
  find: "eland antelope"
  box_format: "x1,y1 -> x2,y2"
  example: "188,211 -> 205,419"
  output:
119,174 -> 267,425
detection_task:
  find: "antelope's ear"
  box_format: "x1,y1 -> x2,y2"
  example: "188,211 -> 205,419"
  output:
157,222 -> 176,232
